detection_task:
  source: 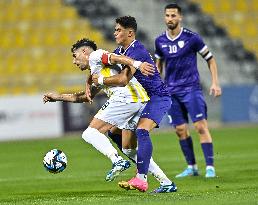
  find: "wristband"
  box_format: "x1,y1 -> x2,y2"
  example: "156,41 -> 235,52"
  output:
98,75 -> 104,85
133,61 -> 142,70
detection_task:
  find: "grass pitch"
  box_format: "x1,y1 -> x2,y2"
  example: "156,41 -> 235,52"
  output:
0,126 -> 257,205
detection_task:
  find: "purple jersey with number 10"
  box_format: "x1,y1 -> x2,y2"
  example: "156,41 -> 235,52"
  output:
155,28 -> 207,94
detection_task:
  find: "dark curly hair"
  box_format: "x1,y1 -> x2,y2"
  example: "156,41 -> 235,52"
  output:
165,3 -> 182,14
115,16 -> 137,32
71,38 -> 97,53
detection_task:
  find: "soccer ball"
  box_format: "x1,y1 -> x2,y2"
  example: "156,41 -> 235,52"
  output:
43,149 -> 67,174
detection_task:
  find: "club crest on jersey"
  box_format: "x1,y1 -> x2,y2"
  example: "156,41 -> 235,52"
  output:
178,41 -> 184,48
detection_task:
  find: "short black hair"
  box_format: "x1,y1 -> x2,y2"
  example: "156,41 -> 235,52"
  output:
165,3 -> 182,14
115,16 -> 137,32
71,38 -> 97,53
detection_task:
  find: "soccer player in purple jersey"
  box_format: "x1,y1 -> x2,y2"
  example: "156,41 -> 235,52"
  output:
155,3 -> 222,178
92,16 -> 177,193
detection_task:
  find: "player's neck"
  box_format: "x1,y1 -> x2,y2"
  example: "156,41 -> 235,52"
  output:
168,26 -> 181,39
121,38 -> 135,50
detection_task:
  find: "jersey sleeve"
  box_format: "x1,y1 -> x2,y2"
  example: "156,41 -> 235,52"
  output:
89,49 -> 105,74
127,46 -> 155,65
154,38 -> 163,59
192,34 -> 207,53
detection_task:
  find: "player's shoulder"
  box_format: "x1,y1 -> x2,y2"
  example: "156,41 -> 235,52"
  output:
130,40 -> 148,54
155,31 -> 166,40
182,28 -> 201,38
89,49 -> 107,61
132,40 -> 145,49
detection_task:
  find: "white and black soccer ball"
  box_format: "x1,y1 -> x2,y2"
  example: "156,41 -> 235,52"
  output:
43,149 -> 67,174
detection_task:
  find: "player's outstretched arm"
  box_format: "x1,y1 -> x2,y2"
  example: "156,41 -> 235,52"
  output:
92,66 -> 133,87
43,91 -> 90,103
108,53 -> 155,76
85,75 -> 93,104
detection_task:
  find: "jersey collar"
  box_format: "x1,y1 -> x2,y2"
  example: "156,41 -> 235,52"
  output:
166,27 -> 183,41
119,40 -> 137,54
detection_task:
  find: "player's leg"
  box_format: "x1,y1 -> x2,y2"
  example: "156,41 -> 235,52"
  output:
118,119 -> 155,192
105,103 -> 143,182
82,117 -> 126,165
193,119 -> 215,178
135,117 -> 156,179
188,90 -> 215,178
119,129 -> 175,191
122,95 -> 172,192
107,127 -> 138,163
112,118 -> 176,194
101,100 -> 146,181
122,129 -> 173,184
108,127 -> 122,152
111,124 -> 175,190
121,129 -> 137,162
83,99 -> 146,181
124,119 -> 176,193
170,94 -> 198,178
174,124 -> 199,177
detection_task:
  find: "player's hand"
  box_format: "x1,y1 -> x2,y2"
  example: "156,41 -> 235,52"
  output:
139,62 -> 155,76
92,74 -> 100,86
43,93 -> 59,104
85,79 -> 93,104
209,84 -> 222,97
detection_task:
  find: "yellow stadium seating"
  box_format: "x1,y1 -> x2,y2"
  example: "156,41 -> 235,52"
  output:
0,0 -> 114,95
191,0 -> 258,58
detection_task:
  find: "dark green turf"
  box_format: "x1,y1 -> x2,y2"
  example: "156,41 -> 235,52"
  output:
0,126 -> 257,204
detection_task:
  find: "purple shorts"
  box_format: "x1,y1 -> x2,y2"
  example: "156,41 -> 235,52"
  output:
167,89 -> 207,127
140,95 -> 171,126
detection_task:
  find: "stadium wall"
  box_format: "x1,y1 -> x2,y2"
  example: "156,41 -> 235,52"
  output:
221,84 -> 258,123
0,95 -> 63,141
0,94 -> 107,141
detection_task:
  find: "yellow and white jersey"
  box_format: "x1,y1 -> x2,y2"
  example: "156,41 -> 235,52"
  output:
89,49 -> 149,103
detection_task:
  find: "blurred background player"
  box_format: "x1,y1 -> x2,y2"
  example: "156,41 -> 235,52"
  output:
93,16 -> 177,193
155,3 -> 222,178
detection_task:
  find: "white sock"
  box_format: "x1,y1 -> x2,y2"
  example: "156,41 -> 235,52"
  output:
82,127 -> 123,163
149,158 -> 172,185
188,164 -> 198,170
136,173 -> 147,182
122,148 -> 171,185
122,148 -> 137,162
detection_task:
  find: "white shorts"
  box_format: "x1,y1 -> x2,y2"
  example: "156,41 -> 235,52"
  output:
94,99 -> 146,131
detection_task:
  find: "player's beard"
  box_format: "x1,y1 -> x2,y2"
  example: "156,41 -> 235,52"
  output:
167,21 -> 179,30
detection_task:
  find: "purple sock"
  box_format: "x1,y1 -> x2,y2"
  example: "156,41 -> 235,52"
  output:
136,129 -> 152,174
201,143 -> 214,166
179,137 -> 196,165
